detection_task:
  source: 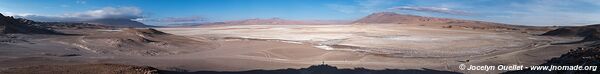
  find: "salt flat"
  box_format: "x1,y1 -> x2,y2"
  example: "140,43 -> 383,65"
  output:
159,24 -> 536,58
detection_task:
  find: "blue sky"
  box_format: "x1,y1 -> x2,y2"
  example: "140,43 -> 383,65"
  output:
1,0 -> 600,26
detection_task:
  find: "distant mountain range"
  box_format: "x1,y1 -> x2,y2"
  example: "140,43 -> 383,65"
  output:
353,12 -> 451,24
1,13 -> 115,34
354,12 -> 524,30
0,13 -> 63,34
219,18 -> 310,25
174,18 -> 351,27
80,18 -> 150,28
185,12 -> 523,31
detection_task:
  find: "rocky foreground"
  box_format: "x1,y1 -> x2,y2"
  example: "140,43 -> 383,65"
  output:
0,64 -> 159,74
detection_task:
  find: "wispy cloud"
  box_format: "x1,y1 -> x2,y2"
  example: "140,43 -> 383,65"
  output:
60,4 -> 70,8
76,0 -> 87,4
492,0 -> 600,25
325,4 -> 358,14
355,0 -> 395,13
326,0 -> 397,14
388,6 -> 471,15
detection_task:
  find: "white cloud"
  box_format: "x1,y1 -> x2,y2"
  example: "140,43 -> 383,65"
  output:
63,7 -> 142,19
13,7 -> 144,22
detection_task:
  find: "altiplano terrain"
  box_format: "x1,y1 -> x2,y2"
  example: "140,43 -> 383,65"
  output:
153,24 -> 580,74
0,12 -> 596,74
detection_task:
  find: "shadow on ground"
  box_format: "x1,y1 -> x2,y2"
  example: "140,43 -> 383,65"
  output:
159,64 -> 462,74
503,45 -> 600,74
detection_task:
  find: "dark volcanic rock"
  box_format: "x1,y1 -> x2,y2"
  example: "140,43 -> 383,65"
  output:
504,46 -> 600,74
541,25 -> 600,36
541,24 -> 600,42
0,13 -> 63,34
582,31 -> 600,42
33,22 -> 114,29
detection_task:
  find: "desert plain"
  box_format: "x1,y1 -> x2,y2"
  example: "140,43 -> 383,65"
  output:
0,24 -> 585,74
